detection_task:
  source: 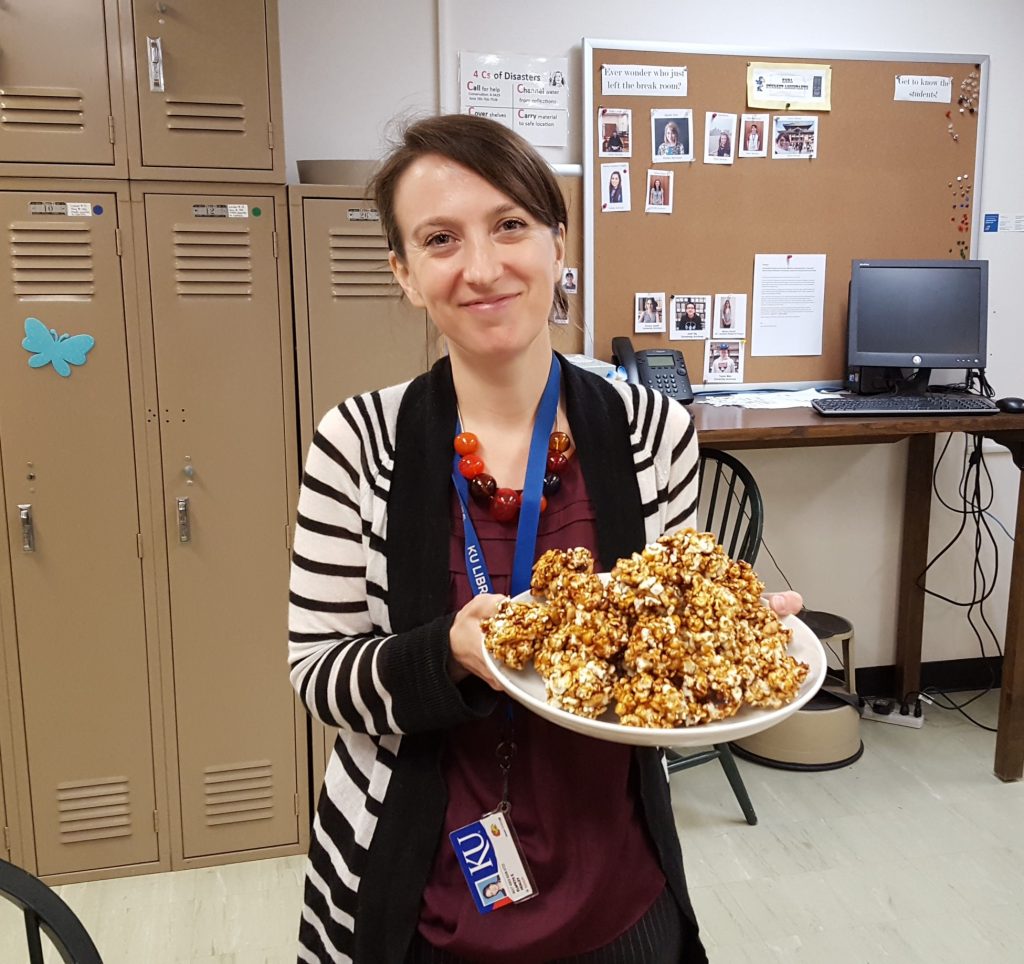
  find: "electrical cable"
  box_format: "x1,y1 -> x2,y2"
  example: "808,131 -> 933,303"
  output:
904,428 -> 1004,730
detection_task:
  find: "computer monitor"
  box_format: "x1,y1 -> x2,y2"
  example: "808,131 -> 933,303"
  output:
847,259 -> 989,373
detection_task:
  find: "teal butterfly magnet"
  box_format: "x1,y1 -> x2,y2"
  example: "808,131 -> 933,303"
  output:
21,317 -> 96,377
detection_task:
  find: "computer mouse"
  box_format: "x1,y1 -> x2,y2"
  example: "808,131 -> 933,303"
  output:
996,396 -> 1024,413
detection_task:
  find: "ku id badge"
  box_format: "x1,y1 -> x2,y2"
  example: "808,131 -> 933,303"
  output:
449,809 -> 537,913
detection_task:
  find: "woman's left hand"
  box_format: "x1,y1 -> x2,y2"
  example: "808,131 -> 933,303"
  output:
767,591 -> 803,617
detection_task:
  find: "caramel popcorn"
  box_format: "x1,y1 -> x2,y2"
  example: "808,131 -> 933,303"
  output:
483,529 -> 809,728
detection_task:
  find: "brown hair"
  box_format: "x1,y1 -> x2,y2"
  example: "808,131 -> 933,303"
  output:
369,113 -> 568,320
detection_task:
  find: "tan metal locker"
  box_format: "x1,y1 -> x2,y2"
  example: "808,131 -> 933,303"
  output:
133,185 -> 306,865
119,0 -> 285,182
0,0 -> 129,178
290,186 -> 437,429
0,186 -> 165,880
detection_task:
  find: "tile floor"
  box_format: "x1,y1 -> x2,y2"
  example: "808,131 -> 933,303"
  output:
3,690 -> 1022,963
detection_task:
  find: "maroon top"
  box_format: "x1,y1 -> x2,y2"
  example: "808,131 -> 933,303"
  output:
417,459 -> 665,961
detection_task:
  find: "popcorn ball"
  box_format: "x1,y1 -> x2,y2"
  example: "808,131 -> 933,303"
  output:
482,529 -> 809,728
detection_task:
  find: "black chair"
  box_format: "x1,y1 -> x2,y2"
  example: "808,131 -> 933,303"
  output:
0,859 -> 102,963
665,448 -> 763,826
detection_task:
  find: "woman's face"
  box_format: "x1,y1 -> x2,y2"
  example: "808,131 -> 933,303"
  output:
610,171 -> 621,189
719,132 -> 728,147
644,298 -> 655,311
665,124 -> 678,145
389,154 -> 565,363
653,179 -> 662,190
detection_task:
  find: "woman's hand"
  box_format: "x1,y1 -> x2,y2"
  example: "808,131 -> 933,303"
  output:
449,593 -> 507,690
766,590 -> 804,618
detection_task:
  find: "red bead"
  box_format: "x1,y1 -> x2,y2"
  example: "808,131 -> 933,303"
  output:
540,495 -> 548,514
458,454 -> 485,479
549,431 -> 571,453
490,488 -> 519,522
469,473 -> 496,505
454,432 -> 478,455
547,451 -> 569,474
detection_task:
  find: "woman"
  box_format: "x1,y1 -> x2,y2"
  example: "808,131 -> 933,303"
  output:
639,296 -> 660,327
289,113 -> 799,963
656,120 -> 683,156
746,124 -> 760,152
716,131 -> 731,157
721,298 -> 733,329
608,169 -> 623,204
649,177 -> 665,206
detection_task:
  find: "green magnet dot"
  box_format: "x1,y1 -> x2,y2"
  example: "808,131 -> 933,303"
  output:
252,207 -> 262,217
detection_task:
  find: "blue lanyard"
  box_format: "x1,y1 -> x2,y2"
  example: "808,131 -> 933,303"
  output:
452,354 -> 561,598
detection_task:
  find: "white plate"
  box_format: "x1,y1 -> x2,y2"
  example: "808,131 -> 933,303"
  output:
482,586 -> 827,747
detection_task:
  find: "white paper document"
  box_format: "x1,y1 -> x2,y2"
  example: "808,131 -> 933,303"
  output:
751,254 -> 826,356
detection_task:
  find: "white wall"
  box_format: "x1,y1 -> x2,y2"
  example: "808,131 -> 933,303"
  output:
278,0 -> 1024,679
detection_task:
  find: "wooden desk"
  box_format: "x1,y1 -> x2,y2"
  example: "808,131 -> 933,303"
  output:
690,403 -> 1024,782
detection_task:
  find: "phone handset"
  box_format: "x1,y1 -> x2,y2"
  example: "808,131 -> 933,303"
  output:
611,336 -> 639,384
610,337 -> 694,404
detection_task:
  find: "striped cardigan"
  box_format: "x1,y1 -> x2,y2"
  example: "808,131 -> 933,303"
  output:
288,355 -> 706,964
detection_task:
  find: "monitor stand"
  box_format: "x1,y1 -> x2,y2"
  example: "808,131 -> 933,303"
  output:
891,367 -> 932,396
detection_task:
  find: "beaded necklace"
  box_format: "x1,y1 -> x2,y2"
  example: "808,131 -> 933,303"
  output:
453,429 -> 572,522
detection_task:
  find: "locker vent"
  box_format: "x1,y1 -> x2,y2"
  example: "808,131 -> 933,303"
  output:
10,220 -> 94,300
56,776 -> 132,843
204,760 -> 274,826
329,229 -> 398,298
173,222 -> 252,297
165,97 -> 245,134
0,87 -> 84,130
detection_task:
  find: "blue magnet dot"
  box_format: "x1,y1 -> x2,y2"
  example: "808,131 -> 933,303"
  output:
93,205 -> 104,215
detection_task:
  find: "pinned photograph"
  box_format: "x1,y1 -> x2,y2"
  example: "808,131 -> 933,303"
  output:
704,112 -> 737,165
562,267 -> 578,294
634,292 -> 666,334
704,340 -> 744,383
738,113 -> 769,158
601,163 -> 631,212
645,170 -> 673,214
650,109 -> 693,162
670,295 -> 710,341
713,293 -> 747,338
772,115 -> 819,159
598,107 -> 632,157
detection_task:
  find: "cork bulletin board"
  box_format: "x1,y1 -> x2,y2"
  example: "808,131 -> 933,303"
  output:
582,41 -> 988,387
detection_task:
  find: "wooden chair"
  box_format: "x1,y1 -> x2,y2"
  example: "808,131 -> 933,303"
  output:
665,448 -> 764,825
0,859 -> 102,963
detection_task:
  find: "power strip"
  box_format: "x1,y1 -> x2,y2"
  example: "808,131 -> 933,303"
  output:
861,700 -> 924,728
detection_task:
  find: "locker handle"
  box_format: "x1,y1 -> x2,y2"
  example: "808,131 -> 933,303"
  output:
147,36 -> 165,92
18,504 -> 35,553
176,497 -> 190,544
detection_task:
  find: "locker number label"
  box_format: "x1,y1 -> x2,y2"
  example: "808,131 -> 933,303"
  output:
191,204 -> 249,218
347,208 -> 381,222
28,201 -> 93,217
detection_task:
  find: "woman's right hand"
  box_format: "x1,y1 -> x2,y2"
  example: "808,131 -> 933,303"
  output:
449,593 -> 507,690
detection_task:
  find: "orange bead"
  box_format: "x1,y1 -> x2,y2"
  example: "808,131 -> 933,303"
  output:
549,431 -> 571,453
540,495 -> 548,514
457,454 -> 485,479
454,432 -> 478,455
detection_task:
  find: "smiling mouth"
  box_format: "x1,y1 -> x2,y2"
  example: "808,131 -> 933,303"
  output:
463,293 -> 519,309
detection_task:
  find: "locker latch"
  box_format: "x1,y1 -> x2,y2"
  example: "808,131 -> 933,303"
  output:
18,504 -> 34,552
176,497 -> 191,543
147,37 -> 165,92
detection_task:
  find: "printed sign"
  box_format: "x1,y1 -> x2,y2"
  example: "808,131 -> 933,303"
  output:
894,75 -> 952,103
460,51 -> 569,147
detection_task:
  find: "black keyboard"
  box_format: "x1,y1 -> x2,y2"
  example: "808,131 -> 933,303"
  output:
812,393 -> 999,417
